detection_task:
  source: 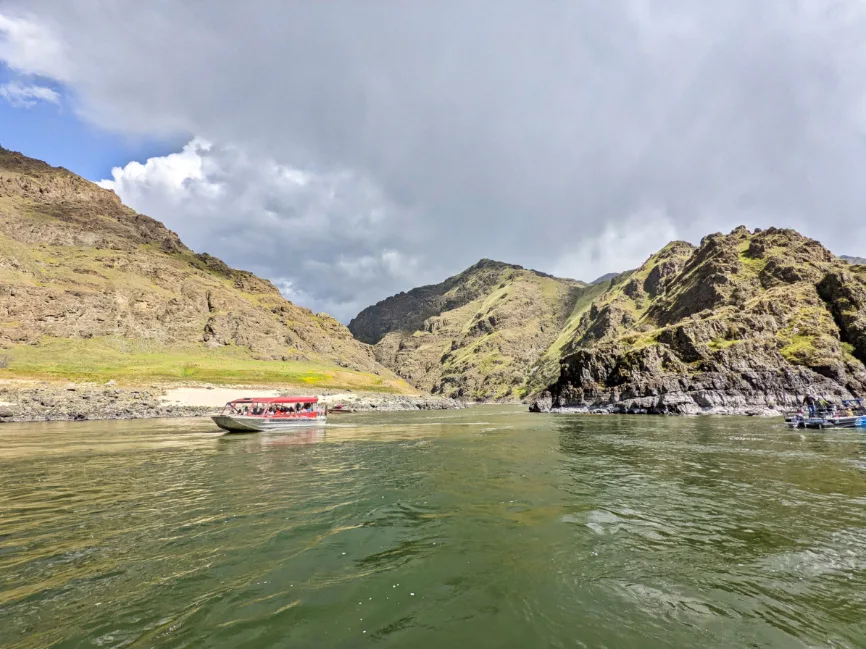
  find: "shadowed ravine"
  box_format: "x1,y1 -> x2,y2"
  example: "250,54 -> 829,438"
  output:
1,408 -> 865,648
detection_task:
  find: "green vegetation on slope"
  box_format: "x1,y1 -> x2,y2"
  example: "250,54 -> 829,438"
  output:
534,226 -> 866,411
1,337 -> 405,390
525,277 -> 618,395
0,146 -> 414,393
355,260 -> 590,400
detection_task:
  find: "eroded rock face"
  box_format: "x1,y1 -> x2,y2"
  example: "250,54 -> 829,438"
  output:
817,271 -> 866,365
0,146 -> 394,377
533,227 -> 866,413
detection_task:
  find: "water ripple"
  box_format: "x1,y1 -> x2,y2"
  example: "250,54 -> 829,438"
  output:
1,411 -> 865,648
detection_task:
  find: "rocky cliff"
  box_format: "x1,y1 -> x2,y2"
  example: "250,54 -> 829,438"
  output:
531,227 -> 866,414
349,259 -> 592,400
0,147 -> 411,392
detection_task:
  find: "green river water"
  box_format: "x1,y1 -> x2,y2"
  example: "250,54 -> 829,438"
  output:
1,407 -> 865,648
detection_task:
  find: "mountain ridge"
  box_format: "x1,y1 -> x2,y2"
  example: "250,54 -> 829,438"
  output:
349,259 -> 589,399
349,226 -> 866,412
840,255 -> 866,265
0,146 -> 412,392
9,145 -> 864,410
532,226 -> 866,413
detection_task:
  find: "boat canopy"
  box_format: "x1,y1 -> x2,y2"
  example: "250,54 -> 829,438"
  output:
227,396 -> 318,404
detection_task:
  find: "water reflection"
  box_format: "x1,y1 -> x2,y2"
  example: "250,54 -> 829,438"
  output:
217,427 -> 327,451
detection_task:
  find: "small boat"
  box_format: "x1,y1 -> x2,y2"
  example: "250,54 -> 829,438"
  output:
786,398 -> 866,430
212,396 -> 327,433
329,404 -> 356,414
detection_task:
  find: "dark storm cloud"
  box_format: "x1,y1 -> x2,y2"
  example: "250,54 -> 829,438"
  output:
3,1 -> 866,319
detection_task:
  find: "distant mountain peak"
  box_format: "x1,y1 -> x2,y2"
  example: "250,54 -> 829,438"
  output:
840,255 -> 866,265
348,259 -> 588,399
589,272 -> 619,285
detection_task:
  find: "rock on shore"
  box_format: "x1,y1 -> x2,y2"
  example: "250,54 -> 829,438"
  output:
318,392 -> 464,412
0,382 -> 213,422
0,381 -> 463,423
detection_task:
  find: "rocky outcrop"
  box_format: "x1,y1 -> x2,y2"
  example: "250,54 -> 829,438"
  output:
532,227 -> 866,414
349,259 -> 590,400
318,393 -> 464,412
0,146 -> 410,391
817,270 -> 866,364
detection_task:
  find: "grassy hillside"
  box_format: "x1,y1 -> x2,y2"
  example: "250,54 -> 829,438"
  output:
0,146 -> 413,392
350,259 -> 591,400
0,337 -> 405,391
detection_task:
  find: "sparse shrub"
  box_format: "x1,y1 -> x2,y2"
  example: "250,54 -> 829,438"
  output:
180,363 -> 200,377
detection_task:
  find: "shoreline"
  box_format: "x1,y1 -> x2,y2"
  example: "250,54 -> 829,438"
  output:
0,380 -> 464,423
536,405 -> 785,417
527,390 -> 811,418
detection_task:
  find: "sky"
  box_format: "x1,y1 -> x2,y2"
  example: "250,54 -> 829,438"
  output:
2,2 -> 866,322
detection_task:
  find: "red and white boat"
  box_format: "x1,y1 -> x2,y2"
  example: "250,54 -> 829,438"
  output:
212,396 -> 327,433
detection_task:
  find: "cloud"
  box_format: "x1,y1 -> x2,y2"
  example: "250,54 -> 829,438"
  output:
4,1 -> 866,320
0,12 -> 68,79
548,208 -> 682,282
98,140 -> 426,320
0,79 -> 60,108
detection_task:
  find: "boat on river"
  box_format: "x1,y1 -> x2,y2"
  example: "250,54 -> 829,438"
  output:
786,398 -> 866,430
212,396 -> 327,433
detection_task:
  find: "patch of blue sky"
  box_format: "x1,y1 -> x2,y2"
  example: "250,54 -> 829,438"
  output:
0,63 -> 185,181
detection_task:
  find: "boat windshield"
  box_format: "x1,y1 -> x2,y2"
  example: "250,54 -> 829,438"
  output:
221,400 -> 325,416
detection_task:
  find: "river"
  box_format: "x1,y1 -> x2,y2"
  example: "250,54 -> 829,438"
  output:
1,407 -> 865,648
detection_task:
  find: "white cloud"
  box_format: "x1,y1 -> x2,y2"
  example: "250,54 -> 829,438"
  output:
99,140 -> 428,321
0,12 -> 69,80
4,2 -> 866,320
98,138 -> 214,195
0,79 -> 60,108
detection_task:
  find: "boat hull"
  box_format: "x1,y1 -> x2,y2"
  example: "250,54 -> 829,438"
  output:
822,416 -> 866,429
787,415 -> 866,430
212,414 -> 327,433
